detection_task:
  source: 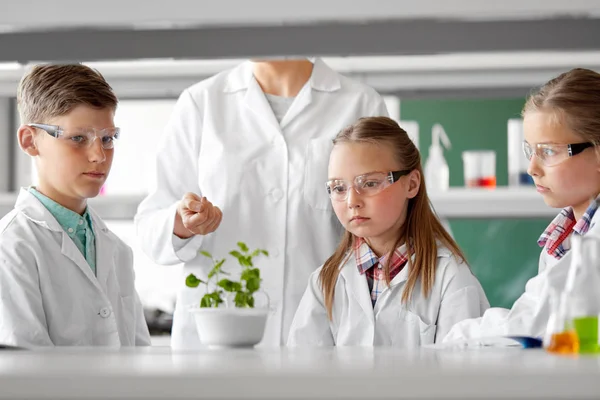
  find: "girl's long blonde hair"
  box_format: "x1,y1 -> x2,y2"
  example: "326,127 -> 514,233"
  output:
319,116 -> 466,320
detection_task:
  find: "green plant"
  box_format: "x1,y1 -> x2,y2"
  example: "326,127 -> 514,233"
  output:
185,242 -> 269,308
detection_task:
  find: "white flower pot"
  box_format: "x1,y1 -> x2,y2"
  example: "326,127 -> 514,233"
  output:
189,307 -> 269,348
189,291 -> 270,348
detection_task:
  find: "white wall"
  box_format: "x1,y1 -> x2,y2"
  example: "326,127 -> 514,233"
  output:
2,0 -> 600,30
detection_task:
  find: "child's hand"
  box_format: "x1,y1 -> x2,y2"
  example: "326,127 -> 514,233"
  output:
174,193 -> 223,238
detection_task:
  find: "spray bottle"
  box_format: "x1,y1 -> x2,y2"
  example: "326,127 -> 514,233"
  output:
424,123 -> 451,191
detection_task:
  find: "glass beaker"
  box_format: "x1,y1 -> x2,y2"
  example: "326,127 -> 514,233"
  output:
462,150 -> 497,188
544,287 -> 579,355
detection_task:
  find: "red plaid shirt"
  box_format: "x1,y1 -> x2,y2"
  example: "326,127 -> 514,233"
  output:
354,238 -> 409,306
538,197 -> 599,259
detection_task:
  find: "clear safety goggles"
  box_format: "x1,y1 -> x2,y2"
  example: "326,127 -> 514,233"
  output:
28,123 -> 120,150
522,140 -> 594,167
326,170 -> 411,202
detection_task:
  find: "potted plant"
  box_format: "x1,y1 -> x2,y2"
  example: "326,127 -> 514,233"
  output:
186,242 -> 270,348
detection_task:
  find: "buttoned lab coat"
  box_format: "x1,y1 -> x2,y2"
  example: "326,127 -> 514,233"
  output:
288,246 -> 490,346
0,189 -> 151,347
134,58 -> 389,348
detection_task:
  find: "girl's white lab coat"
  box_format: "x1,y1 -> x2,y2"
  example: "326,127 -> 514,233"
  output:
0,189 -> 151,347
134,58 -> 389,349
287,246 -> 490,346
443,209 -> 600,342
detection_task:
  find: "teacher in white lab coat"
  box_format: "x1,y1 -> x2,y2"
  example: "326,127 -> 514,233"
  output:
134,58 -> 388,349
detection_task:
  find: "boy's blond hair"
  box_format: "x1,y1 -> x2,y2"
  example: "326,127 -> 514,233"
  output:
17,64 -> 118,125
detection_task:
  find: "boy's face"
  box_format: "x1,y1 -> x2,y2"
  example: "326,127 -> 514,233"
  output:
32,105 -> 116,213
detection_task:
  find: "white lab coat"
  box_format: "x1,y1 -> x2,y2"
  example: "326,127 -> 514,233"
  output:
287,246 -> 490,346
134,58 -> 389,349
443,209 -> 600,342
0,189 -> 151,348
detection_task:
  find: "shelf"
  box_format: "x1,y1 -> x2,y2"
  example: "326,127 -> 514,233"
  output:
428,187 -> 555,219
0,188 -> 556,221
0,193 -> 146,221
2,52 -> 600,98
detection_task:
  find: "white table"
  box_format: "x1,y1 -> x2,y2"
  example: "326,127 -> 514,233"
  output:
0,346 -> 599,399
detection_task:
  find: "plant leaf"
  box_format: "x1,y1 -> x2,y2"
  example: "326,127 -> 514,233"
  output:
199,250 -> 213,259
208,259 -> 226,279
207,267 -> 217,280
241,268 -> 260,281
229,250 -> 243,259
245,256 -> 254,267
185,273 -> 203,288
214,259 -> 226,273
260,250 -> 269,257
234,291 -> 248,308
247,295 -> 255,308
251,249 -> 260,257
210,291 -> 224,307
217,279 -> 242,292
200,294 -> 212,308
246,277 -> 260,293
237,242 -> 249,253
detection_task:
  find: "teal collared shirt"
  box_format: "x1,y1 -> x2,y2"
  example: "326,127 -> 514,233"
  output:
28,187 -> 96,275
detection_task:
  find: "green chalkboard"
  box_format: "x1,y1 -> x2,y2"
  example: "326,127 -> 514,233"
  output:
401,98 -> 552,308
449,219 -> 548,308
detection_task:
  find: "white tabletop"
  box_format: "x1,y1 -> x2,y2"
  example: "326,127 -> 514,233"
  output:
0,346 -> 599,399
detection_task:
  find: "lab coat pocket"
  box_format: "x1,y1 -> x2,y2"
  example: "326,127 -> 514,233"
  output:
118,294 -> 136,345
418,318 -> 437,345
304,137 -> 334,211
392,310 -> 437,347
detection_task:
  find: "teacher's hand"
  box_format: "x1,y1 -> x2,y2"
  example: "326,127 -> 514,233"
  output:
174,193 -> 223,238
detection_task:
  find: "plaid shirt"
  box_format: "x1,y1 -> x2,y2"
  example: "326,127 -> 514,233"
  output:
354,238 -> 409,306
538,197 -> 599,259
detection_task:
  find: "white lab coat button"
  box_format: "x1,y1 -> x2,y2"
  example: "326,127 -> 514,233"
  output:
67,228 -> 74,233
99,307 -> 111,318
271,189 -> 283,201
78,220 -> 84,225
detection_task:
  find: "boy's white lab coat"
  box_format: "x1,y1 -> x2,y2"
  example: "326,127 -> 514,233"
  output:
443,209 -> 600,342
287,246 -> 490,346
134,58 -> 389,349
0,189 -> 151,347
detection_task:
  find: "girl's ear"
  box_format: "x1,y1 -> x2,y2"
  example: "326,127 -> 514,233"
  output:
18,125 -> 39,156
406,170 -> 421,199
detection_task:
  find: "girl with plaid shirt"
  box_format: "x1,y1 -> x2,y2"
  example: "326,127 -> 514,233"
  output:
287,117 -> 489,347
445,68 -> 600,343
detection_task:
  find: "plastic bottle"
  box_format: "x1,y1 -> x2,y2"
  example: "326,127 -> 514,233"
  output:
424,124 -> 451,192
508,118 -> 534,186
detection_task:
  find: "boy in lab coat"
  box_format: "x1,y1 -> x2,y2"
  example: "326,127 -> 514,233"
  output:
0,64 -> 151,347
